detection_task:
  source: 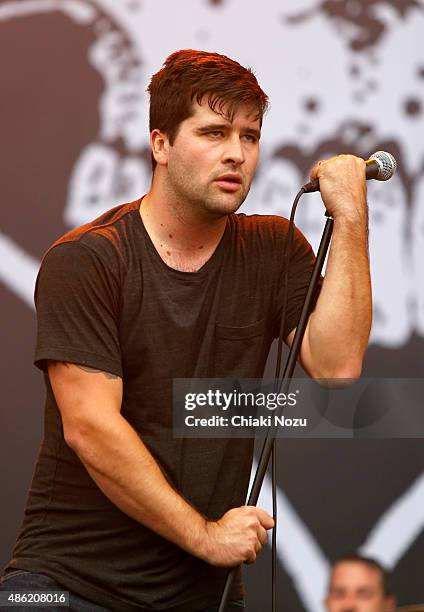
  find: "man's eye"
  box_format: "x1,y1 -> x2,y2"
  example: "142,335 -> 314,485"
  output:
208,131 -> 224,137
243,134 -> 258,143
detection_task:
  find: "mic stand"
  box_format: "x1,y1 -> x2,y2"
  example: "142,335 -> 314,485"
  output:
218,212 -> 334,612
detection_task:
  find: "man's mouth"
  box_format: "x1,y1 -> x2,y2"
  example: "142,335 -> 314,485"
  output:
214,174 -> 243,191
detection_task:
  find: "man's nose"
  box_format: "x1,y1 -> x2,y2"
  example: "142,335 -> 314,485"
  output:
223,135 -> 245,164
339,596 -> 357,612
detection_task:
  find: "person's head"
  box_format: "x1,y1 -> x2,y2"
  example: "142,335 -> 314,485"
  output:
146,49 -> 268,218
326,554 -> 396,612
147,49 -> 268,170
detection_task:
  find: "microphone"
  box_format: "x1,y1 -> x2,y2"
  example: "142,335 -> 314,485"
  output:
302,151 -> 397,193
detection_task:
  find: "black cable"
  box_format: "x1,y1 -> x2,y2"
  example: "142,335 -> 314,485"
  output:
274,188 -> 304,382
271,187 -> 305,612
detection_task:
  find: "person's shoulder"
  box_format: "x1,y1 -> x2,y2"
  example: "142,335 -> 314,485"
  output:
41,200 -> 140,273
230,212 -> 313,257
50,199 -> 140,251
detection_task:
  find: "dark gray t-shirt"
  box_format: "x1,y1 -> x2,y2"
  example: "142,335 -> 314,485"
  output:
6,199 -> 319,611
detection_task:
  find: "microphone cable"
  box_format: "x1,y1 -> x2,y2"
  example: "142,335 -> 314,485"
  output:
271,187 -> 306,612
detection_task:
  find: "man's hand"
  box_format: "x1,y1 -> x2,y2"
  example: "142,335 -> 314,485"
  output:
309,154 -> 367,222
201,506 -> 274,567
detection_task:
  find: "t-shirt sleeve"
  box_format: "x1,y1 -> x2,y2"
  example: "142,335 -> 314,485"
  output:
275,223 -> 323,340
34,240 -> 123,377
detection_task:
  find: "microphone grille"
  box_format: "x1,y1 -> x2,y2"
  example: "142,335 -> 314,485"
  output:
369,151 -> 397,181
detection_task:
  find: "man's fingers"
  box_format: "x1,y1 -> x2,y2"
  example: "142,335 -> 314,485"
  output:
310,159 -> 324,181
245,550 -> 257,564
254,507 -> 275,530
210,506 -> 275,566
309,154 -> 365,182
257,525 -> 268,546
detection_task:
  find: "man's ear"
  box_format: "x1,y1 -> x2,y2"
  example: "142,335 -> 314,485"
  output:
150,129 -> 169,166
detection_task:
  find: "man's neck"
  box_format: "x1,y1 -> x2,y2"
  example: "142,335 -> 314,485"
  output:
139,182 -> 228,272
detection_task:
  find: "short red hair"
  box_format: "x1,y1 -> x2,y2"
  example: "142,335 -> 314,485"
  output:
147,49 -> 269,169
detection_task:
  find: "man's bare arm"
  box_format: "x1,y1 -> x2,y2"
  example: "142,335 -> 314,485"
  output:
48,361 -> 274,567
287,154 -> 372,382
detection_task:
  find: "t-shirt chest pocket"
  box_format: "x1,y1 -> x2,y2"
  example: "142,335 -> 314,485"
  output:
214,317 -> 270,377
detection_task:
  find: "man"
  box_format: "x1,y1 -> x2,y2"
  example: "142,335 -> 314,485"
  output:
326,554 -> 396,612
1,50 -> 371,611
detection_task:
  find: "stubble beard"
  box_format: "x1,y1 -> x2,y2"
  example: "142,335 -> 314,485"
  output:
167,167 -> 250,220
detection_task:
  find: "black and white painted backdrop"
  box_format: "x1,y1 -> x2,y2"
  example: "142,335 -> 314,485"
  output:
0,1 -> 423,610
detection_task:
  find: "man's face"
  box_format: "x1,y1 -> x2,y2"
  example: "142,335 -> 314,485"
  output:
326,562 -> 395,612
162,98 -> 261,218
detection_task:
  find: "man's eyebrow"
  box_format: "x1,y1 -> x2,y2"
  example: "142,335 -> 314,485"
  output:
196,123 -> 261,139
357,587 -> 374,595
196,123 -> 231,132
